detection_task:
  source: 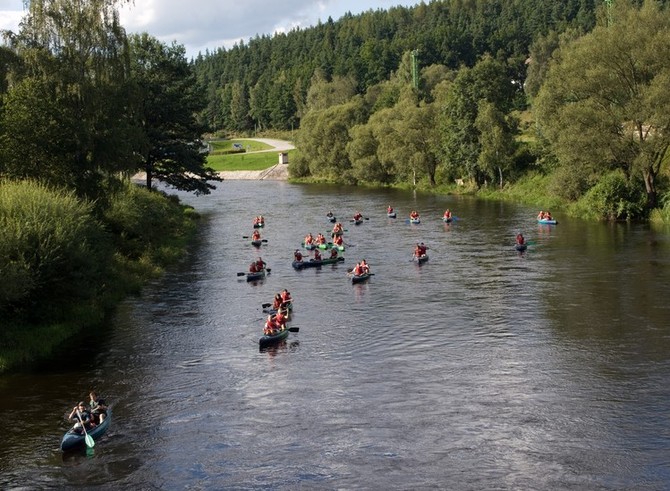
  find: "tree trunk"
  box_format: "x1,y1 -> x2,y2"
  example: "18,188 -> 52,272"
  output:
145,164 -> 153,191
643,168 -> 657,209
498,166 -> 503,189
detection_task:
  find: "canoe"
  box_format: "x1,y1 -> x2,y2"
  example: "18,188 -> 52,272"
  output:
259,326 -> 289,348
302,242 -> 316,250
246,270 -> 266,281
353,219 -> 363,225
387,212 -> 396,218
409,218 -> 421,224
293,257 -> 344,269
253,222 -> 264,228
251,239 -> 262,247
442,217 -> 453,223
317,242 -> 332,250
538,219 -> 558,225
60,407 -> 112,451
515,244 -> 528,252
327,215 -> 336,222
331,244 -> 345,251
351,272 -> 371,284
414,254 -> 429,264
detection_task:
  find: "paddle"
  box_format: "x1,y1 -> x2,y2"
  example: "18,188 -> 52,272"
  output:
76,410 -> 95,448
261,303 -> 271,308
237,268 -> 271,276
288,327 -> 299,332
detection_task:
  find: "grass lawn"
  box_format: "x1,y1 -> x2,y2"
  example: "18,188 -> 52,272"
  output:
206,139 -> 294,171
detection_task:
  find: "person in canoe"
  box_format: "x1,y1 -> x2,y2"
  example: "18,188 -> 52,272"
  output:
353,211 -> 363,221
249,257 -> 266,273
264,315 -> 281,335
280,289 -> 292,305
274,309 -> 288,328
332,234 -> 344,248
315,233 -> 326,245
387,205 -> 394,214
68,401 -> 95,434
359,259 -> 370,274
326,211 -> 334,219
329,248 -> 339,259
313,249 -> 322,261
443,209 -> 452,220
414,242 -> 427,257
410,210 -> 420,220
271,293 -> 283,311
294,250 -> 304,262
252,230 -> 261,241
332,222 -> 344,235
89,391 -> 108,424
516,233 -> 525,246
304,233 -> 314,246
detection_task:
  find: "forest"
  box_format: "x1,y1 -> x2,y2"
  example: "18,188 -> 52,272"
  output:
193,0 -> 670,223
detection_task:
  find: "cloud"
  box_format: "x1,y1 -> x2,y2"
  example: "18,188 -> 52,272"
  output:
119,0 -> 335,56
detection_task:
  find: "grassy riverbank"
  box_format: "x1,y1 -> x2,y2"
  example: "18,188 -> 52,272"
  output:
0,181 -> 200,374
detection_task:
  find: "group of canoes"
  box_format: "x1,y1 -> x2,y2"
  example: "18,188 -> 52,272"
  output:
385,205 -> 456,224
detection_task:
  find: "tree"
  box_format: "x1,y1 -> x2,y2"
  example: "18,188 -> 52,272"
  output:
475,100 -> 518,188
128,33 -> 221,195
535,0 -> 670,210
0,0 -> 136,198
438,55 -> 517,186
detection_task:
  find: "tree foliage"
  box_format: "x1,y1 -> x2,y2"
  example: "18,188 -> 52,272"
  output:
535,0 -> 670,209
127,33 -> 221,195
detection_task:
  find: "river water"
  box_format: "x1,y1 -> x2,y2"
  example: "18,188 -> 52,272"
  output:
1,181 -> 669,490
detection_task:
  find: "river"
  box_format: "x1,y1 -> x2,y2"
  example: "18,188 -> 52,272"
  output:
1,181 -> 669,490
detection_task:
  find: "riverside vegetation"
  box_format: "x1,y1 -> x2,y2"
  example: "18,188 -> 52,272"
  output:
3,1 -> 670,372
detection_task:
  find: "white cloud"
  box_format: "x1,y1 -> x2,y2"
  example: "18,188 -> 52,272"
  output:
1,0 -> 423,58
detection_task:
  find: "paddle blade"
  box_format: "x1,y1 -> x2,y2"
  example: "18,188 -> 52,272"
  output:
261,303 -> 271,308
288,327 -> 299,332
85,433 -> 95,448
237,272 -> 246,276
266,268 -> 272,273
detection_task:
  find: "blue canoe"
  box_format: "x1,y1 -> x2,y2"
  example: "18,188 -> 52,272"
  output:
414,254 -> 429,264
442,217 -> 453,223
246,269 -> 266,281
253,222 -> 265,228
409,218 -> 421,224
351,272 -> 372,284
302,242 -> 316,250
353,219 -> 363,225
61,408 -> 112,451
515,244 -> 528,252
387,212 -> 397,218
293,257 -> 344,270
327,215 -> 336,222
538,219 -> 558,225
259,326 -> 289,348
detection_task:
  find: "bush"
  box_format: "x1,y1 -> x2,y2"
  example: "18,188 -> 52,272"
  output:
0,180 -> 112,321
573,170 -> 646,221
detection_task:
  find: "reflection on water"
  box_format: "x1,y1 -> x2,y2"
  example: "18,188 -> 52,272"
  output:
1,181 -> 669,489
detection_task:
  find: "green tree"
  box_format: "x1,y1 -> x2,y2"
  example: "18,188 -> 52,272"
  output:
535,0 -> 670,210
475,100 -> 518,188
229,81 -> 251,132
0,0 -> 135,198
293,96 -> 368,181
128,33 -> 221,195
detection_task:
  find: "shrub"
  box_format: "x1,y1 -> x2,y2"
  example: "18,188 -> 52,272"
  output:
573,170 -> 646,221
0,180 -> 112,321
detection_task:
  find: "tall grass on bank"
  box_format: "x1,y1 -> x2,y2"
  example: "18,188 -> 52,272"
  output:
0,180 -> 199,373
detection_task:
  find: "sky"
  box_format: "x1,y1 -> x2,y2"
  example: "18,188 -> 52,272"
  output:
0,0 -> 425,59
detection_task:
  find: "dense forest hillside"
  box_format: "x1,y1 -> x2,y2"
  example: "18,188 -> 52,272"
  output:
193,0 -> 670,225
193,0 -> 600,132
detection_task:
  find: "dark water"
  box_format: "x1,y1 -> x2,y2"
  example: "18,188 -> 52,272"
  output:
1,181 -> 669,490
